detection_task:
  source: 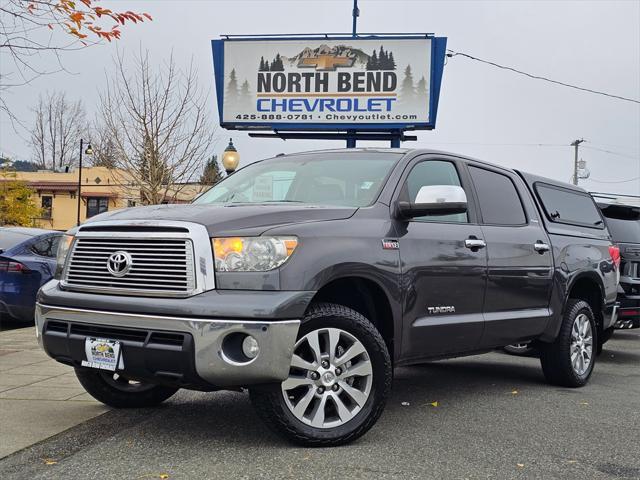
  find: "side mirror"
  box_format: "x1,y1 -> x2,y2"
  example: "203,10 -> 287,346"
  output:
397,185 -> 468,219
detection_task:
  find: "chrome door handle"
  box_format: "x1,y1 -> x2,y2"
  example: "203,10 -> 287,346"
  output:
464,238 -> 486,250
534,242 -> 550,253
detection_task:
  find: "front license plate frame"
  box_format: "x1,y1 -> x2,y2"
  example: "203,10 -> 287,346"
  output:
81,337 -> 124,371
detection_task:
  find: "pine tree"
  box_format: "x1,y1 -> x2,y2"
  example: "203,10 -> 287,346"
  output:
264,60 -> 270,71
271,53 -> 284,71
226,68 -> 239,103
368,50 -> 378,70
379,46 -> 387,69
387,52 -> 396,70
200,155 -> 224,186
259,57 -> 265,71
400,65 -> 416,104
416,76 -> 428,99
240,80 -> 250,97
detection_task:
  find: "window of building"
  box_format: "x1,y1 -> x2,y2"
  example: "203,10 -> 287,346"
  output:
469,166 -> 526,225
536,183 -> 604,228
41,195 -> 52,219
127,200 -> 137,208
404,160 -> 468,223
86,197 -> 109,218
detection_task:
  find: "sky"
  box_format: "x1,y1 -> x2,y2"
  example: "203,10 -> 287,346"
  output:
1,0 -> 639,196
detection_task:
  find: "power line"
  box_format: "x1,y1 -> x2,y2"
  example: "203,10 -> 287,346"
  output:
587,177 -> 640,184
581,145 -> 640,160
446,50 -> 640,104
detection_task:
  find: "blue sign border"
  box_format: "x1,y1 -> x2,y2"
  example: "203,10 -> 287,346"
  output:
211,34 -> 447,132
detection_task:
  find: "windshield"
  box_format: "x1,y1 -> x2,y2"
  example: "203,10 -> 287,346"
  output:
194,152 -> 401,208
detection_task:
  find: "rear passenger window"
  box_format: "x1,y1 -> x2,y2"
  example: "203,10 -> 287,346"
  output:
536,184 -> 604,228
405,160 -> 468,223
469,166 -> 526,225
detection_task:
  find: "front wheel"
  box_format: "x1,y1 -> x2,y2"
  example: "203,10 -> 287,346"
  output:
539,299 -> 597,387
250,303 -> 392,447
75,368 -> 179,408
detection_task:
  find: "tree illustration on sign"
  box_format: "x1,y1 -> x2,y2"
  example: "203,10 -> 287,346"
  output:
416,76 -> 428,98
399,65 -> 416,104
226,68 -> 239,104
366,46 -> 396,71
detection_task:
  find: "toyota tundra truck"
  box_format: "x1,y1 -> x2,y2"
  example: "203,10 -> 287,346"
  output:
36,149 -> 619,446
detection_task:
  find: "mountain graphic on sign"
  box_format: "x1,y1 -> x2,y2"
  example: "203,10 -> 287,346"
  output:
282,44 -> 370,70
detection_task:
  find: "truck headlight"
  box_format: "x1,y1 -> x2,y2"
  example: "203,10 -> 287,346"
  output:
212,236 -> 297,272
54,234 -> 74,279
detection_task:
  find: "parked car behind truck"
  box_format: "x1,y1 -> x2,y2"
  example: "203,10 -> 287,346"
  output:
36,149 -> 619,446
0,227 -> 62,323
597,201 -> 640,329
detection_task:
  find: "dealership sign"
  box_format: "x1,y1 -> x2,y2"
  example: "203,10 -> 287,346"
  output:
211,35 -> 447,131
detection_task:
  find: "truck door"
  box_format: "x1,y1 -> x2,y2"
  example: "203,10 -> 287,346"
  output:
395,157 -> 488,360
466,164 -> 554,347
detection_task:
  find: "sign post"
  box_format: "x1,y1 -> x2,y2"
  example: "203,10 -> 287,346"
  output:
211,34 -> 447,147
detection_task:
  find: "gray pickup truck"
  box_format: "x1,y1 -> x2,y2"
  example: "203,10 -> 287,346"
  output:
37,148 -> 619,446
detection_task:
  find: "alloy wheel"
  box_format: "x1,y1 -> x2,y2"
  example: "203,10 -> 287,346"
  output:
570,313 -> 593,376
281,327 -> 373,428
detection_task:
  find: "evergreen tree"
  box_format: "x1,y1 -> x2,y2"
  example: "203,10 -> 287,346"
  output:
379,46 -> 387,69
259,57 -> 265,71
399,65 -> 416,104
271,53 -> 284,71
240,80 -> 250,97
226,68 -> 239,103
200,155 -> 224,185
416,76 -> 428,99
368,50 -> 378,70
387,52 -> 396,70
264,60 -> 270,71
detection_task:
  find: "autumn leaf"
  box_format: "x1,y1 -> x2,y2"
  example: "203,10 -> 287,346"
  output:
43,458 -> 58,465
429,401 -> 439,407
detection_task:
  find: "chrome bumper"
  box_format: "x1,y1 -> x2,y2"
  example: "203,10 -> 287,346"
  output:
35,303 -> 300,388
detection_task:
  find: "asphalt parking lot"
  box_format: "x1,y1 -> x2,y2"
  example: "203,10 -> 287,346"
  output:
0,328 -> 638,480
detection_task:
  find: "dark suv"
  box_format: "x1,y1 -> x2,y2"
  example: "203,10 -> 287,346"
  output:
36,149 -> 619,446
597,201 -> 640,329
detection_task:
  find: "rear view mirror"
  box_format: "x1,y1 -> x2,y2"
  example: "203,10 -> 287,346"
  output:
397,185 -> 468,219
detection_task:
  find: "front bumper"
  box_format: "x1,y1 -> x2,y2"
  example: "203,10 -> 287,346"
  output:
35,303 -> 300,389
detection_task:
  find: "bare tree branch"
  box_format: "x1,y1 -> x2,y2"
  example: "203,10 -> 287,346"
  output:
97,48 -> 216,205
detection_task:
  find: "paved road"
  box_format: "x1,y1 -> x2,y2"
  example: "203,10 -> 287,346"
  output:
1,329 -> 638,480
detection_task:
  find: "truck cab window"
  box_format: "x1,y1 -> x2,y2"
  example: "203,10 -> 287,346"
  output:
469,166 -> 526,225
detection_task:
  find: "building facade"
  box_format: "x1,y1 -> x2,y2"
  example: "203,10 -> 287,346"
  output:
5,167 -> 205,230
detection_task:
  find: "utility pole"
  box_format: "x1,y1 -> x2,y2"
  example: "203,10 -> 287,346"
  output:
352,0 -> 359,38
571,138 -> 585,185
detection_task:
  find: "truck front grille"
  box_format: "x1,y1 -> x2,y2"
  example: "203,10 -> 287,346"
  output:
63,237 -> 196,296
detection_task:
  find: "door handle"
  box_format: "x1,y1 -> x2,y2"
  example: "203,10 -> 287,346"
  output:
534,241 -> 550,253
464,238 -> 486,250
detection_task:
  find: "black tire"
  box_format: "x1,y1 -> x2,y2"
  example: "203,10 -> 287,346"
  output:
503,343 -> 534,356
539,299 -> 598,387
250,302 -> 392,447
75,368 -> 179,408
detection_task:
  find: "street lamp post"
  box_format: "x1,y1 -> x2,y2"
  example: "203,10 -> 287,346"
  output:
222,138 -> 240,175
76,139 -> 93,226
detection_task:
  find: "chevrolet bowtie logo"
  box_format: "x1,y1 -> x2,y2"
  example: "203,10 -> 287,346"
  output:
298,54 -> 355,71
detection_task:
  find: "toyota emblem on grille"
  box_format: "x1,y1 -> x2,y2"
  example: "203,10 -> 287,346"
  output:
106,251 -> 132,277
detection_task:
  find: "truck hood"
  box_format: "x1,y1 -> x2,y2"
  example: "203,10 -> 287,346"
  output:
83,203 -> 357,236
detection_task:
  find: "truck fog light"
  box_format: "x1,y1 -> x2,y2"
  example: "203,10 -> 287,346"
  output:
242,335 -> 260,359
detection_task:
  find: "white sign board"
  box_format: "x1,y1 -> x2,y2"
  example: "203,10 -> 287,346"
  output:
218,38 -> 432,127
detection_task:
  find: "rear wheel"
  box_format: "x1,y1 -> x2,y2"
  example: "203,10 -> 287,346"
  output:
540,299 -> 597,387
75,368 -> 179,408
250,303 -> 392,447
